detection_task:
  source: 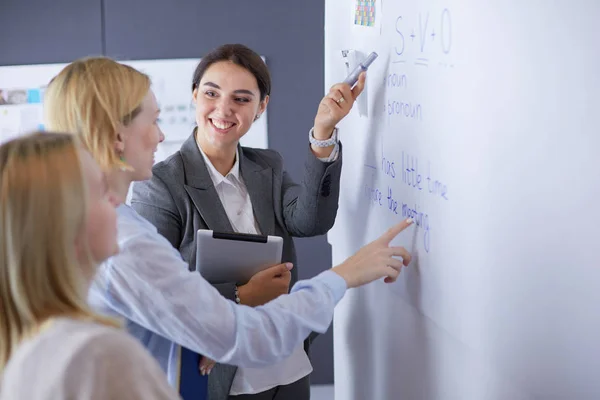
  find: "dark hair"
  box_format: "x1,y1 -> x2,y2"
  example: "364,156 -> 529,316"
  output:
192,44 -> 271,101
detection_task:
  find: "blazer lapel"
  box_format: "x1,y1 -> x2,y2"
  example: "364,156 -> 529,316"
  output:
180,133 -> 233,232
239,148 -> 275,235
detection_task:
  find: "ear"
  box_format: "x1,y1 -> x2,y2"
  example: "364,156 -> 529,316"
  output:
256,95 -> 269,120
114,130 -> 125,153
192,88 -> 199,105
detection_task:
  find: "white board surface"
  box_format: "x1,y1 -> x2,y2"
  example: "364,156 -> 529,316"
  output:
326,1 -> 600,399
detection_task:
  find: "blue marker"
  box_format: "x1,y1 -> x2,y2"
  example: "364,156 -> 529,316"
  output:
343,52 -> 378,87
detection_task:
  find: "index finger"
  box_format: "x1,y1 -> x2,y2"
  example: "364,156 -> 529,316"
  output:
329,83 -> 353,100
378,218 -> 414,244
351,72 -> 366,99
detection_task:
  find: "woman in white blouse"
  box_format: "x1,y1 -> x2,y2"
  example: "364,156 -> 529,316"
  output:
0,132 -> 181,399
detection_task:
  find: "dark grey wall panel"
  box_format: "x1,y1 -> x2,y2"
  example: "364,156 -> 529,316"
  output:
0,0 -> 103,66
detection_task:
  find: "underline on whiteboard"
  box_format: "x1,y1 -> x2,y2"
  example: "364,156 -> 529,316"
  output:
392,60 -> 406,64
364,164 -> 377,170
415,62 -> 429,67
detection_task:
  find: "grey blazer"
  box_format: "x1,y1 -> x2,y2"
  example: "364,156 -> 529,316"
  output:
130,133 -> 342,399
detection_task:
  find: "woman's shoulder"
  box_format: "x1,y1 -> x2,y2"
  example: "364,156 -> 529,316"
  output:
59,320 -> 160,370
132,151 -> 186,200
1,320 -> 138,388
240,146 -> 284,168
152,150 -> 185,179
2,318 -> 177,399
6,318 -> 143,366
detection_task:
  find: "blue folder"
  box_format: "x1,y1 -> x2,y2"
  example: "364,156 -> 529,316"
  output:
179,346 -> 209,399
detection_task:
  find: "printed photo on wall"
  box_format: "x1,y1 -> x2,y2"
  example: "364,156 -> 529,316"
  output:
352,0 -> 382,35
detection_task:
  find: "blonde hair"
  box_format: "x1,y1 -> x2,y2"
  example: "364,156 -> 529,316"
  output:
0,132 -> 118,372
44,56 -> 151,170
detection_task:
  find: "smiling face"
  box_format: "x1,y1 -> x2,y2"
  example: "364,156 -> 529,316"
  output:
117,90 -> 165,181
193,61 -> 268,154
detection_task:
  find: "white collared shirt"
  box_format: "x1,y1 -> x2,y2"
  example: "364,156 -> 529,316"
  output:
198,146 -> 313,395
199,147 -> 261,235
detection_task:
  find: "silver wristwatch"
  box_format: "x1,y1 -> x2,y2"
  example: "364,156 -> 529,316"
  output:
309,127 -> 339,147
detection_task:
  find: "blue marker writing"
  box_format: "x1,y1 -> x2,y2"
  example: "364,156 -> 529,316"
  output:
344,52 -> 378,87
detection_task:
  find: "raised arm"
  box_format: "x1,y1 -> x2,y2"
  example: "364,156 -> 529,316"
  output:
282,72 -> 366,236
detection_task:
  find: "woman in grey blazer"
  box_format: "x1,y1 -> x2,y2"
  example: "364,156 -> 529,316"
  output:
131,44 -> 365,400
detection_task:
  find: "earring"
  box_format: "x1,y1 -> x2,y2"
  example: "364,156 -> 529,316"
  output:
254,114 -> 261,121
119,154 -> 128,172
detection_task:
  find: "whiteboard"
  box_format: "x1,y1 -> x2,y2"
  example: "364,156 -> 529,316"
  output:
0,58 -> 269,163
326,1 -> 600,399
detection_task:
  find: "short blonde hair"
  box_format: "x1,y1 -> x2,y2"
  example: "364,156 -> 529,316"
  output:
44,56 -> 151,170
0,132 -> 118,372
